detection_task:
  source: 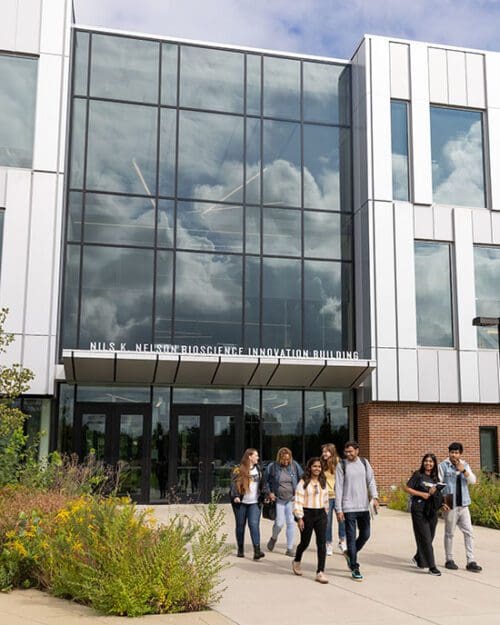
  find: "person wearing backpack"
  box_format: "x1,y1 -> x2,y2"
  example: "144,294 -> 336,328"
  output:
335,441 -> 379,581
265,447 -> 303,556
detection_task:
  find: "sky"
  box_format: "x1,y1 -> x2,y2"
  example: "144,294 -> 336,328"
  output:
73,0 -> 500,59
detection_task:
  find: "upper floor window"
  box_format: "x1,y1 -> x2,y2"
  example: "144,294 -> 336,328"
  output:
391,100 -> 410,201
415,241 -> 454,347
430,106 -> 485,208
474,245 -> 500,348
0,53 -> 37,168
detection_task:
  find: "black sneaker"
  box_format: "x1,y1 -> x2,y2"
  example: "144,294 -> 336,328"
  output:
445,560 -> 458,570
412,556 -> 424,569
429,567 -> 441,576
267,537 -> 276,552
351,569 -> 363,581
466,561 -> 482,572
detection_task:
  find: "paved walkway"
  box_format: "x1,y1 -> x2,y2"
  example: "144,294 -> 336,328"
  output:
1,506 -> 499,624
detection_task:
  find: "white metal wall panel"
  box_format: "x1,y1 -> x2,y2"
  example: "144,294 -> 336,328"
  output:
390,42 -> 410,100
459,351 -> 479,402
447,50 -> 467,106
485,51 -> 500,109
25,173 -> 57,335
1,170 -> 31,334
0,0 -> 17,51
428,48 -> 448,104
40,0 -> 66,55
477,351 -> 500,403
15,0 -> 41,54
472,209 -> 492,243
375,347 -> 398,400
50,173 -> 64,332
394,202 -> 417,348
438,350 -> 459,402
22,334 -> 50,394
433,204 -> 453,241
487,107 -> 500,211
397,348 -> 419,401
417,349 -> 439,401
0,170 -> 6,207
414,204 -> 434,239
453,209 -> 477,350
492,212 -> 500,243
374,201 -> 397,347
465,53 -> 485,109
410,44 -> 433,205
33,53 -> 63,172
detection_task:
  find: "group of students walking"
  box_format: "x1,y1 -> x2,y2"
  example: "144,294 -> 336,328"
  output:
230,439 -> 482,583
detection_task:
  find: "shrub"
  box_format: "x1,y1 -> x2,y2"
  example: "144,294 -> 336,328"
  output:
469,472 -> 500,530
386,484 -> 409,512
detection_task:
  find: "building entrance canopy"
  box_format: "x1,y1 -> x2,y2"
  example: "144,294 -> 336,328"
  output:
61,349 -> 375,389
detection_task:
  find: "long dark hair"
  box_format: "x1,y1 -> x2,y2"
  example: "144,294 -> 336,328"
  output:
302,457 -> 326,490
418,453 -> 438,481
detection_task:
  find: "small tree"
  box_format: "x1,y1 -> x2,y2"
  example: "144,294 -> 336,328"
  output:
0,308 -> 35,487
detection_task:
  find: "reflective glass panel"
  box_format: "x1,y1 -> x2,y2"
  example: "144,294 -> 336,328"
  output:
86,101 -> 157,195
245,205 -> 260,254
174,252 -> 242,345
177,110 -> 244,202
474,246 -> 500,349
81,412 -> 106,459
57,384 -> 75,453
480,428 -> 498,473
262,258 -> 301,348
304,211 -> 344,259
304,260 -> 346,351
180,45 -> 244,113
303,62 -> 344,124
263,208 -> 301,256
73,31 -> 89,96
176,414 -> 200,498
244,389 -> 260,450
118,413 -> 144,497
172,388 -> 241,403
151,388 -> 170,501
431,106 -> 485,207
304,391 -> 350,460
155,250 -> 173,342
161,43 -> 178,106
79,246 -> 154,347
69,98 -> 86,189
263,120 -> 301,207
0,53 -> 37,168
246,54 -> 261,116
67,192 -> 82,242
62,245 -> 80,349
90,34 -> 160,103
157,200 -> 174,248
158,108 -> 177,197
76,386 -> 150,402
415,241 -> 454,347
245,257 -> 260,347
304,125 -> 341,210
245,117 -> 261,204
83,193 -> 155,246
176,201 -> 243,253
262,390 -> 302,463
263,56 -> 300,120
391,100 -> 409,201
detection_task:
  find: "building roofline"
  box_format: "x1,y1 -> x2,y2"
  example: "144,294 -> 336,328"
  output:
358,32 -> 499,56
71,23 -> 351,64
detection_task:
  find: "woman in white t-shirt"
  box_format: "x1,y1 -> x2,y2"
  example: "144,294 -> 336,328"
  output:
230,448 -> 267,560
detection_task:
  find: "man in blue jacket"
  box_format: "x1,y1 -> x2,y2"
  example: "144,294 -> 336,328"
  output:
439,442 -> 482,572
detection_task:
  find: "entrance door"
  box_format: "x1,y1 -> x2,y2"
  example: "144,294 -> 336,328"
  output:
170,404 -> 243,503
75,403 -> 151,503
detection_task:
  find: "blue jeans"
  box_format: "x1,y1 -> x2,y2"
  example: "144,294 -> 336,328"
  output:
233,502 -> 261,548
326,498 -> 346,543
344,510 -> 371,570
271,500 -> 295,549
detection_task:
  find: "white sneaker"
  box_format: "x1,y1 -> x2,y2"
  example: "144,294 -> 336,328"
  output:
338,540 -> 347,553
326,543 -> 333,556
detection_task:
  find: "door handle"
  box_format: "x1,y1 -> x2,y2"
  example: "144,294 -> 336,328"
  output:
198,461 -> 203,473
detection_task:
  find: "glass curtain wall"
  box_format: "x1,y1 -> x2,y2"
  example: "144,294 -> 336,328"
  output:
62,31 -> 353,354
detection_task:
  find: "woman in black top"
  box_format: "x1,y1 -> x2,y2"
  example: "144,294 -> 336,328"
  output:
404,453 -> 443,576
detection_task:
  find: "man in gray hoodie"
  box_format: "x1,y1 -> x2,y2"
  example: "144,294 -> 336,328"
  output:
335,441 -> 379,581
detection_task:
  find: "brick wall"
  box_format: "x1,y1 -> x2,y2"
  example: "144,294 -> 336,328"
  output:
356,402 -> 500,495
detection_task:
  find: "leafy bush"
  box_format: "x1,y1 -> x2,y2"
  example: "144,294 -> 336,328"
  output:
386,484 -> 409,512
0,496 -> 231,616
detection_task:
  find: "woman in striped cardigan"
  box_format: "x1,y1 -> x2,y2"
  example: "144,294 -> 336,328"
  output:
292,457 -> 329,584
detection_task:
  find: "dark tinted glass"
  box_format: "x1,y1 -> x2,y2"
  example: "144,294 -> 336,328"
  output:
73,31 -> 89,96
391,100 -> 409,201
245,257 -> 260,347
157,200 -> 174,248
304,391 -> 349,459
79,246 -> 154,347
174,252 -> 242,345
262,257 -> 301,348
246,54 -> 261,116
161,43 -> 178,106
86,101 -> 157,194
159,107 -> 177,197
177,110 -> 243,202
90,34 -> 160,103
245,117 -> 261,204
263,56 -> 300,120
245,205 -> 260,254
304,125 -> 340,210
61,245 -> 81,349
0,54 -> 37,168
263,208 -> 301,256
262,390 -> 302,462
474,246 -> 500,349
263,120 -> 301,207
67,192 -> 82,241
303,62 -> 343,124
69,98 -> 86,189
180,46 -> 244,113
176,201 -> 243,253
304,211 -> 344,259
155,250 -> 173,342
415,241 -> 454,347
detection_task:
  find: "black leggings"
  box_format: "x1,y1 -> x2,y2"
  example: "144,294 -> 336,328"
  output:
411,502 -> 438,569
294,508 -> 327,573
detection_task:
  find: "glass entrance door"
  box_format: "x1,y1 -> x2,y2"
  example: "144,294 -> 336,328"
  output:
75,403 -> 151,502
170,404 -> 243,503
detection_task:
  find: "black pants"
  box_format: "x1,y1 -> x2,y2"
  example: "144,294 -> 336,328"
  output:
411,502 -> 438,569
294,508 -> 327,573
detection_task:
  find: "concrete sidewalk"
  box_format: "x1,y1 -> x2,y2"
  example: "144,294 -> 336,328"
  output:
1,506 -> 499,624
